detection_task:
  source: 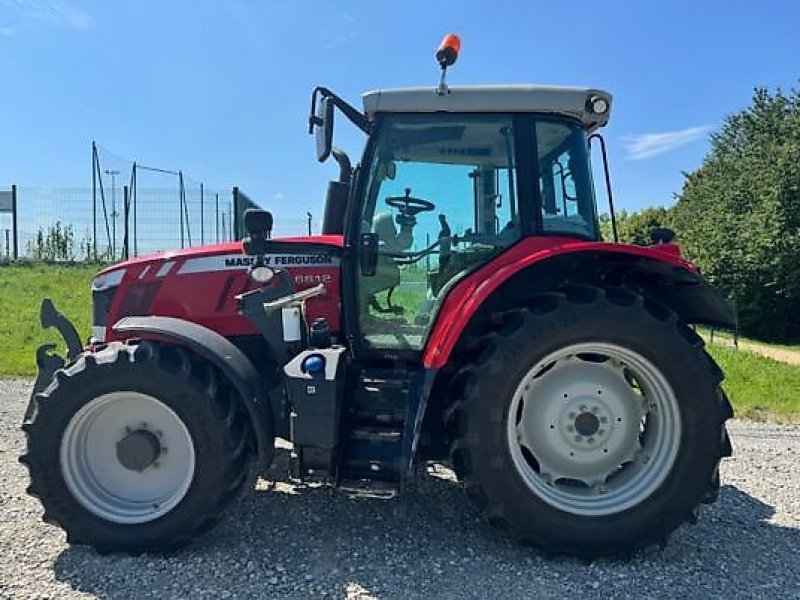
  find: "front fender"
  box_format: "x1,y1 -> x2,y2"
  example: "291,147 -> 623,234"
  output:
113,316 -> 276,470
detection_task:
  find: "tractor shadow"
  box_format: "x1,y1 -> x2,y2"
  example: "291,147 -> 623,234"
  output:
53,450 -> 800,599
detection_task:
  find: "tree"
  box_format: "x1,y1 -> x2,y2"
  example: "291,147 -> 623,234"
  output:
599,207 -> 673,244
672,86 -> 800,342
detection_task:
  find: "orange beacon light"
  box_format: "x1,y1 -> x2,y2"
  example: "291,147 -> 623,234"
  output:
435,34 -> 461,68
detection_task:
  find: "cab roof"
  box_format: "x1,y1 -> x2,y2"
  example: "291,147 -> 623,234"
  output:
362,85 -> 612,131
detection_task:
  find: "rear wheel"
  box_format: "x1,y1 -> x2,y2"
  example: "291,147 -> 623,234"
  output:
20,341 -> 256,553
447,287 -> 732,557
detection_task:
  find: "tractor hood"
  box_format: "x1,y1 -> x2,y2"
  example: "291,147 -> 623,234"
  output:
92,235 -> 344,343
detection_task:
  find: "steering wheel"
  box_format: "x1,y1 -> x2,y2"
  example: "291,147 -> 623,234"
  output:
385,188 -> 435,217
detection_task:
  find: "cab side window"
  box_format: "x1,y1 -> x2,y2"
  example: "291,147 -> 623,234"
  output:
536,121 -> 598,239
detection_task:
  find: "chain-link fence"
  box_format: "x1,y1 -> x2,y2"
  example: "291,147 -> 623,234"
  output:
0,183 -> 235,262
90,143 -> 234,261
1,145 -> 235,261
0,142 -> 320,262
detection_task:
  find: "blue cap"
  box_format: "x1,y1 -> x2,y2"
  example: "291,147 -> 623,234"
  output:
302,354 -> 326,374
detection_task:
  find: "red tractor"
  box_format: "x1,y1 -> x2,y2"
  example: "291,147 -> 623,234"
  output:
21,37 -> 734,557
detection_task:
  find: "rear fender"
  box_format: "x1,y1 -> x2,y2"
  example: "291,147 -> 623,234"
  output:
113,316 -> 278,470
424,244 -> 736,369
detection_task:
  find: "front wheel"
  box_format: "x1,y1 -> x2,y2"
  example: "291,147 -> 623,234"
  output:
447,288 -> 732,557
20,341 -> 255,553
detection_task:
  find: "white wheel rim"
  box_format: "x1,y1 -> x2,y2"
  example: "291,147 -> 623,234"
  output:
60,392 -> 196,524
506,342 -> 681,516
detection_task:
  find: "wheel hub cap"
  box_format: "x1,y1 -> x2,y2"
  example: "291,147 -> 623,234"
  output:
116,428 -> 162,472
574,412 -> 599,437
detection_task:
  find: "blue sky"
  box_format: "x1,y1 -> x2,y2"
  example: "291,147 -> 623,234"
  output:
1,0 -> 798,233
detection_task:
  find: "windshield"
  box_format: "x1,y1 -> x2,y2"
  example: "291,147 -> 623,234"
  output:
362,114 -> 519,253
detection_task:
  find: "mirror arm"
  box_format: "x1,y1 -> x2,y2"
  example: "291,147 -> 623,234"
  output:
309,86 -> 372,135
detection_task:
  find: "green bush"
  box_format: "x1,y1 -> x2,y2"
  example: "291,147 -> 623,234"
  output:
26,221 -> 76,262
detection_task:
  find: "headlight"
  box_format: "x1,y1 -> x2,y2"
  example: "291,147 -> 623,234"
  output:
91,269 -> 125,342
92,268 -> 125,292
589,95 -> 609,115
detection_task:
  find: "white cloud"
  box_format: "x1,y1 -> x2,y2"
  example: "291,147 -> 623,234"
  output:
2,0 -> 91,29
622,125 -> 712,160
273,192 -> 284,202
0,25 -> 15,35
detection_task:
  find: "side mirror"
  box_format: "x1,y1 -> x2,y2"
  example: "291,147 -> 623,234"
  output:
242,209 -> 273,256
315,96 -> 334,163
244,209 -> 273,238
359,232 -> 378,276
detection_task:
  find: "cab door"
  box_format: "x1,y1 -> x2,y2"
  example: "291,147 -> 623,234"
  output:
346,113 -> 520,356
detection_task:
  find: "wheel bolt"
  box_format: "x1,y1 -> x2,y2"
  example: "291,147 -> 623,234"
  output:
592,406 -> 599,412
574,435 -> 582,442
568,412 -> 576,419
600,417 -> 608,424
587,437 -> 595,444
643,455 -> 650,464
566,425 -> 574,432
598,429 -> 605,436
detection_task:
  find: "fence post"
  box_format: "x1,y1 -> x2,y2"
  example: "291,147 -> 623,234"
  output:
178,171 -> 185,248
232,186 -> 240,240
200,183 -> 204,245
92,142 -> 97,260
11,184 -> 18,260
132,162 -> 138,257
122,185 -> 130,260
215,193 -> 220,243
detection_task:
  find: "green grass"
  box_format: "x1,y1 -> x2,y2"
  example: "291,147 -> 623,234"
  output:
709,345 -> 800,423
0,263 -> 97,376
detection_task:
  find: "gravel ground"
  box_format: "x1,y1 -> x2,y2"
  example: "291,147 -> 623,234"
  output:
1,378 -> 799,599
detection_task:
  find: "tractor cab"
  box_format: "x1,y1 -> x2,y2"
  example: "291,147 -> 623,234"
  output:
310,78 -> 611,352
